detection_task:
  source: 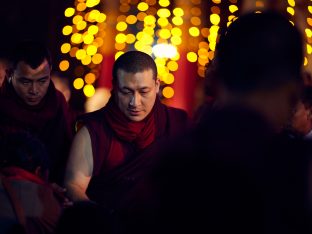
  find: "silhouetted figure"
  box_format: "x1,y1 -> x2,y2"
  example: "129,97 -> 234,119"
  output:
120,11 -> 311,234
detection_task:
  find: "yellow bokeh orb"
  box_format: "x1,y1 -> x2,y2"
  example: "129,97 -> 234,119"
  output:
287,7 -> 295,16
159,0 -> 170,7
76,49 -> 87,60
189,27 -> 200,37
73,15 -> 83,25
187,52 -> 198,62
73,78 -> 84,90
159,29 -> 171,39
71,33 -> 83,44
167,61 -> 178,71
83,84 -> 96,97
288,0 -> 295,7
116,33 -> 127,43
88,25 -> 99,35
83,34 -> 94,44
157,17 -> 169,27
86,0 -> 100,8
115,51 -> 124,60
171,36 -> 182,45
173,7 -> 184,17
64,8 -> 75,17
163,73 -> 174,84
304,57 -> 308,66
62,25 -> 73,36
116,22 -> 128,31
210,14 -> 220,25
172,17 -> 183,26
86,45 -> 97,55
144,15 -> 156,25
97,13 -> 106,23
157,9 -> 171,18
81,55 -> 92,65
76,20 -> 87,30
229,5 -> 238,13
126,34 -> 136,44
61,43 -> 71,54
138,2 -> 149,11
162,86 -> 174,98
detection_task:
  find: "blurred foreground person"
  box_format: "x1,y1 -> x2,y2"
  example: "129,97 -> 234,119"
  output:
122,11 -> 311,234
0,132 -> 62,234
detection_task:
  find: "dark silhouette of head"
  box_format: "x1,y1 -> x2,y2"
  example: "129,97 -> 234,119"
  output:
0,131 -> 49,177
216,11 -> 303,95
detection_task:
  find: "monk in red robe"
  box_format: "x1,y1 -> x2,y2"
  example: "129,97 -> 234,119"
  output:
65,51 -> 190,210
0,41 -> 74,185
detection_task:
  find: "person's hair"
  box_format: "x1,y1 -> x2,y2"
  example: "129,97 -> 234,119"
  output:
0,131 -> 49,174
112,51 -> 157,87
216,11 -> 303,94
12,40 -> 52,70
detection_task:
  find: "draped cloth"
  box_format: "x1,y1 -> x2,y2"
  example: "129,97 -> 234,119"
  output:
0,79 -> 74,184
78,96 -> 190,210
104,96 -> 157,150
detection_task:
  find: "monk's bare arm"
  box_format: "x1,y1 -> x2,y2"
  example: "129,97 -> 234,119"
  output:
64,126 -> 93,201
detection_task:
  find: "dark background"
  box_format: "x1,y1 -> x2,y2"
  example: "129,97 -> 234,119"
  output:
0,0 -> 70,67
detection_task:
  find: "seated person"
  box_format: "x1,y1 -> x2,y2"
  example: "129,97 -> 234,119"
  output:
0,131 -> 62,234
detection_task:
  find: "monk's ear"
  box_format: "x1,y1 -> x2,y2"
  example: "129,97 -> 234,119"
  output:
155,78 -> 160,93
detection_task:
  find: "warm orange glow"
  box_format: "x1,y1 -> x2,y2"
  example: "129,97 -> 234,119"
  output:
162,86 -> 174,98
92,53 -> 103,64
59,60 -> 70,71
77,2 -> 87,12
126,15 -> 137,24
85,73 -> 96,84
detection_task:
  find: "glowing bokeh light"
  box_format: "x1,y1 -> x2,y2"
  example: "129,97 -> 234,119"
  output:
152,44 -> 178,58
59,60 -> 70,71
73,78 -> 84,89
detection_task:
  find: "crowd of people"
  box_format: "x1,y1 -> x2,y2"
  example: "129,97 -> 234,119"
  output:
0,10 -> 312,234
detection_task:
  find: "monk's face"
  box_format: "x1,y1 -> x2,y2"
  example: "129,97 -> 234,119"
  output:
115,68 -> 160,122
11,59 -> 51,106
